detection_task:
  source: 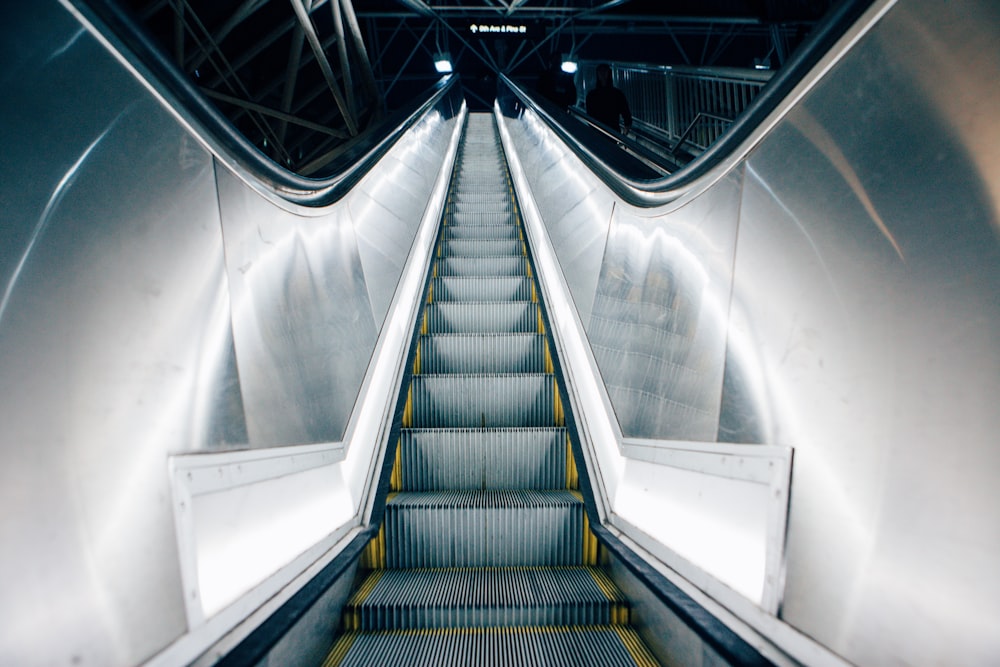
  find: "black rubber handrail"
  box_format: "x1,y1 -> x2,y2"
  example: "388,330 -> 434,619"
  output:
500,0 -> 876,207
69,0 -> 461,207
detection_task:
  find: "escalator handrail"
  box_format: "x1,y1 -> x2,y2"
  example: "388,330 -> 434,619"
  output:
68,0 -> 459,207
500,0 -> 876,207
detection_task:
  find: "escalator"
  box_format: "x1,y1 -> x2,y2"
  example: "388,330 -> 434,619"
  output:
321,113 -> 659,666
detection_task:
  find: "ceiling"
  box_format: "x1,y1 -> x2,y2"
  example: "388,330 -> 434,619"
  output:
120,0 -> 841,173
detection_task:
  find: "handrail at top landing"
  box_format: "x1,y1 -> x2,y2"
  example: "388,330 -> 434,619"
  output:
500,0 -> 876,208
67,0 -> 461,207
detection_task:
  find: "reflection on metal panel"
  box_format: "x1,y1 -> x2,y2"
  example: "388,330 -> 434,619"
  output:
0,4 -> 242,662
502,110 -> 613,325
217,167 -> 377,447
351,111 -> 457,327
588,174 -> 741,440
731,0 -> 1000,663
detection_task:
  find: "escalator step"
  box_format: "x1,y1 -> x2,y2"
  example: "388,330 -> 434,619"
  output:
324,626 -> 659,667
440,239 -> 522,257
385,490 -> 583,568
408,374 -> 556,428
418,334 -> 545,374
424,303 -> 538,334
441,225 -> 519,240
399,428 -> 566,491
436,256 -> 528,277
345,567 -> 627,630
444,211 -> 516,226
430,277 -> 532,302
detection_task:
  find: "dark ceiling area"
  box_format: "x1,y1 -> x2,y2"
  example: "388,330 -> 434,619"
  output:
118,0 -> 843,173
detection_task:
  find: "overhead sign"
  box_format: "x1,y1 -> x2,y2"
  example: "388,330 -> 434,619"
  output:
468,22 -> 532,37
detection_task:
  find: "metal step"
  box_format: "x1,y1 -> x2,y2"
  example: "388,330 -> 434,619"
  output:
436,256 -> 528,277
324,626 -> 658,667
445,211 -> 516,226
408,374 -> 556,428
384,490 -> 584,568
418,334 -> 545,374
441,226 -> 519,241
344,567 -> 627,631
431,277 -> 532,302
398,428 -> 566,491
453,191 -> 512,205
440,239 -> 523,257
424,303 -> 538,334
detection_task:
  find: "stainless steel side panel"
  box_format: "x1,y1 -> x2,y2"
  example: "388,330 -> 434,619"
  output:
0,3 -> 243,664
351,111 -> 459,326
217,169 -> 377,447
589,173 -> 742,440
502,114 -> 614,325
734,1 -> 1000,662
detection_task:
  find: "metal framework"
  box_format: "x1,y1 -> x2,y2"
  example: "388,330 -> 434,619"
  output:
125,0 -> 831,173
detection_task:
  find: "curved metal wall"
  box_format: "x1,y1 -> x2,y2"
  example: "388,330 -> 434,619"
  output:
0,1 -> 460,664
500,0 -> 1000,664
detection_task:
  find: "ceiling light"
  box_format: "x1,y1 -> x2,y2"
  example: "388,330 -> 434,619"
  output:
434,52 -> 453,73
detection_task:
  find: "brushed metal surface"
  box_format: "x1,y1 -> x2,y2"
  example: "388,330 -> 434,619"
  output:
733,1 -> 1000,662
588,172 -> 742,440
216,168 -> 378,447
350,110 -> 458,326
0,3 -> 242,663
501,111 -> 615,325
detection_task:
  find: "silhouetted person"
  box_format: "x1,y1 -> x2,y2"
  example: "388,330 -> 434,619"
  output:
537,56 -> 577,110
586,64 -> 631,134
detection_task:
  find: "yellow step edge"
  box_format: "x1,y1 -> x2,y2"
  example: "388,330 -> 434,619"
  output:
346,570 -> 384,604
359,523 -> 386,570
402,385 -> 413,428
390,439 -> 402,492
320,632 -> 357,667
614,626 -> 662,667
332,625 -> 637,638
566,433 -> 578,490
553,382 -> 565,427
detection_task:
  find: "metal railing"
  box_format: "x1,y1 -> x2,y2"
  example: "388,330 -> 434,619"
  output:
575,61 -> 772,158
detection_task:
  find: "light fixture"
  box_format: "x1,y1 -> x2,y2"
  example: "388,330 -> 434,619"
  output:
434,51 -> 453,73
560,55 -> 578,74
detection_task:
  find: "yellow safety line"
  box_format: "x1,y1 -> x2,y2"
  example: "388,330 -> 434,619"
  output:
581,510 -> 599,566
320,633 -> 357,667
553,382 -> 564,426
360,522 -> 387,570
613,626 -> 661,667
427,281 -> 434,304
544,340 -> 554,374
346,570 -> 384,605
421,311 -> 428,335
566,433 -> 578,490
390,438 -> 402,491
537,306 -> 546,334
402,385 -> 413,427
